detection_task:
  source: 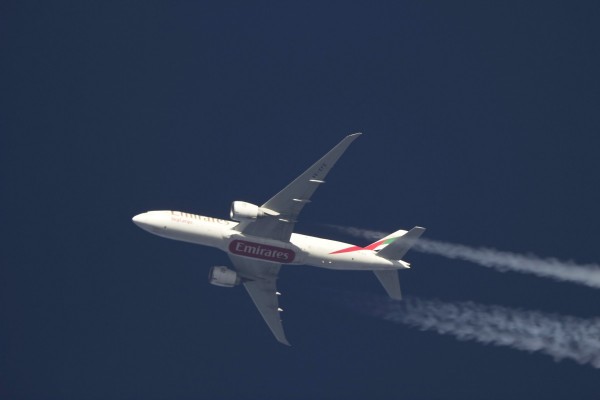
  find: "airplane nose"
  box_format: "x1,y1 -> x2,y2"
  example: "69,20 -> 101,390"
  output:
132,213 -> 148,228
132,211 -> 166,234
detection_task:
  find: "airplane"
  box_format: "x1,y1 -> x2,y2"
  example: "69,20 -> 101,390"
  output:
132,133 -> 425,345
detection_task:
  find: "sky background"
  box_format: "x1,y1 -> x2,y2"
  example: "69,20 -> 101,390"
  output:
2,1 -> 600,399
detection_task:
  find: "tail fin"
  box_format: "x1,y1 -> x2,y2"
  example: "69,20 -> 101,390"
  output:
365,229 -> 408,252
376,226 -> 426,260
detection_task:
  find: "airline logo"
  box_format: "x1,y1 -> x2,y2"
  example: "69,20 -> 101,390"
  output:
229,240 -> 295,263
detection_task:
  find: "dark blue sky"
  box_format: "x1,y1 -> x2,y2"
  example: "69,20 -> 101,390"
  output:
3,2 -> 600,399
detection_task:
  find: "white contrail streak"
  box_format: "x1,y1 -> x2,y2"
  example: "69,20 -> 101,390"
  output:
326,225 -> 600,289
349,295 -> 600,368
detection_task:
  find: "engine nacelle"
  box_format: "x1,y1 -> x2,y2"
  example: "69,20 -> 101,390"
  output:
230,201 -> 264,221
208,266 -> 241,288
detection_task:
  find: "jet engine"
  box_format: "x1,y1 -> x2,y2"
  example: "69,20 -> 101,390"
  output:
208,266 -> 241,288
230,201 -> 264,221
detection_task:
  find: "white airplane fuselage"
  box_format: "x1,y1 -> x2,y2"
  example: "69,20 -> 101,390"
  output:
132,210 -> 409,271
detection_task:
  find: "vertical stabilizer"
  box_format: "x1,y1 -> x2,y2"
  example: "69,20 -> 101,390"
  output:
376,226 -> 425,260
365,229 -> 408,252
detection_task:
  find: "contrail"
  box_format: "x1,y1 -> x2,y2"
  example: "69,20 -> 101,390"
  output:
326,225 -> 600,290
340,293 -> 600,368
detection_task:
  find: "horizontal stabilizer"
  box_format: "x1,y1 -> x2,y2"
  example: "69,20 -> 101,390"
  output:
374,270 -> 402,300
376,226 -> 425,260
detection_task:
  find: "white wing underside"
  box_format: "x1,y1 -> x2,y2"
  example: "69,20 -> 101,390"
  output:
228,254 -> 288,345
230,133 -> 362,345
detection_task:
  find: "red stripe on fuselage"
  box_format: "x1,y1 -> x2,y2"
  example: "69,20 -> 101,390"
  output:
330,245 -> 364,254
364,239 -> 386,250
330,239 -> 386,254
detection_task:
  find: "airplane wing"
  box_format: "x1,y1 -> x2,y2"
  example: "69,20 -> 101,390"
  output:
235,133 -> 362,241
228,254 -> 290,345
